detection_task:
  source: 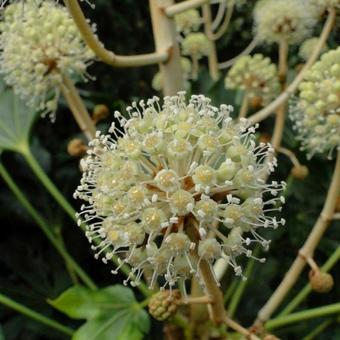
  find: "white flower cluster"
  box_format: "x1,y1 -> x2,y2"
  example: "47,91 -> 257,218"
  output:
311,0 -> 340,16
225,54 -> 280,106
75,93 -> 285,291
290,47 -> 340,158
254,0 -> 317,45
0,0 -> 94,120
175,9 -> 201,35
152,57 -> 192,92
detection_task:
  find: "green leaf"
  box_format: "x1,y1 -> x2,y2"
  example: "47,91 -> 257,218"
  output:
0,87 -> 37,152
50,285 -> 150,340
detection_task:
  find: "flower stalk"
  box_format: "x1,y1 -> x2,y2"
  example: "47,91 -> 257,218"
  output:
64,0 -> 168,67
255,150 -> 340,325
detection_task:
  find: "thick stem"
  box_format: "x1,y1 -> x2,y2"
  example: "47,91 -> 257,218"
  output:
165,0 -> 209,17
248,8 -> 336,125
198,259 -> 226,324
149,0 -> 184,95
60,75 -> 96,141
0,293 -> 74,336
202,4 -> 219,80
255,151 -> 340,325
266,303 -> 340,331
64,0 -> 168,67
278,247 -> 340,317
0,162 -> 97,290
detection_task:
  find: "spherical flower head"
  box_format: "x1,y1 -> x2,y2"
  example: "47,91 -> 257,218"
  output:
181,33 -> 211,59
290,47 -> 340,158
225,54 -> 280,106
175,9 -> 201,35
298,38 -> 328,62
75,92 -> 285,290
0,0 -> 95,120
254,0 -> 316,45
152,57 -> 192,91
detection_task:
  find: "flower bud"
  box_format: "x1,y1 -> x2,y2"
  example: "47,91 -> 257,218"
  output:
92,104 -> 109,123
309,270 -> 334,293
67,139 -> 88,158
148,290 -> 181,321
291,165 -> 309,180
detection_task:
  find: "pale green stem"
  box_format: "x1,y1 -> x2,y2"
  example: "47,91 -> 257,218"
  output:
303,318 -> 334,340
227,247 -> 259,318
0,293 -> 74,336
266,303 -> 340,331
0,162 -> 97,290
278,247 -> 340,317
21,147 -> 77,223
223,279 -> 237,304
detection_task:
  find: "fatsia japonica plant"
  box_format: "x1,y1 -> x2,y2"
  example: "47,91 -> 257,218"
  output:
0,0 -> 339,339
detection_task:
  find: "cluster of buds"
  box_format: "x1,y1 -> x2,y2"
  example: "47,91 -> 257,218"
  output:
225,54 -> 280,107
181,33 -> 211,62
148,290 -> 181,321
0,0 -> 94,120
298,38 -> 328,62
290,47 -> 340,158
173,8 -> 210,80
75,93 -> 285,293
254,0 -> 316,45
152,57 -> 192,92
175,9 -> 201,35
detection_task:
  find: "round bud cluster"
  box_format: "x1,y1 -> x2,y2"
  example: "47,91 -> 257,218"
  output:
290,47 -> 340,158
75,93 -> 285,291
0,0 -> 95,120
299,38 -> 328,62
152,57 -> 192,92
175,9 -> 201,35
148,290 -> 181,321
225,54 -> 280,107
181,33 -> 211,60
309,270 -> 334,293
254,0 -> 316,45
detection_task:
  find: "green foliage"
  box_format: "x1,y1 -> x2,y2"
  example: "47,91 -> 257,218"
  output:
0,80 -> 37,152
50,285 -> 150,340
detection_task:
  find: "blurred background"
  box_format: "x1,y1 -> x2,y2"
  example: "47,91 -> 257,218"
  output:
0,1 -> 339,339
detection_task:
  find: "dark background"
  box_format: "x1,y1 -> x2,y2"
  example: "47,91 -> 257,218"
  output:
0,1 -> 339,339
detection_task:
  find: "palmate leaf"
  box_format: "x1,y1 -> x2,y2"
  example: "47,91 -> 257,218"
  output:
49,285 -> 150,340
0,82 -> 37,153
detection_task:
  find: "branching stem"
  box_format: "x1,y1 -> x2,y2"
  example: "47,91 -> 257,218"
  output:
255,150 -> 340,325
64,0 -> 168,67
